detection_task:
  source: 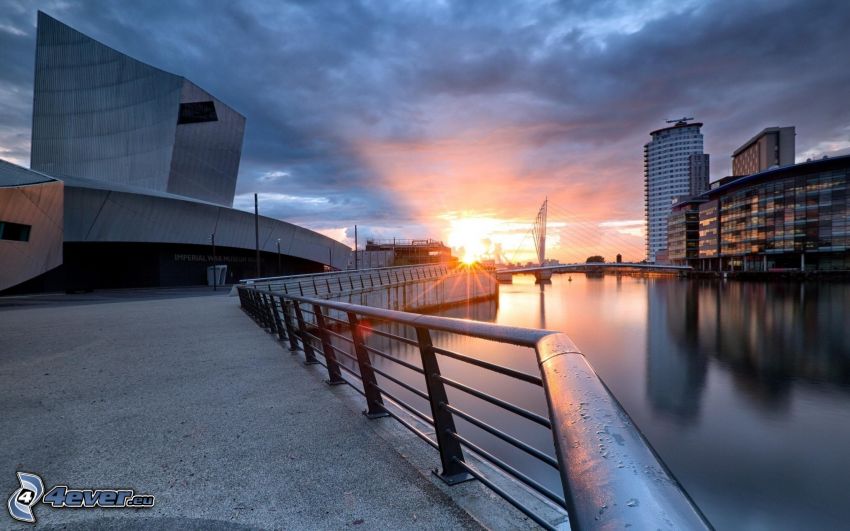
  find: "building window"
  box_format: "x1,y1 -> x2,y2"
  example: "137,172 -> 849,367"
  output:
177,101 -> 218,124
0,221 -> 31,242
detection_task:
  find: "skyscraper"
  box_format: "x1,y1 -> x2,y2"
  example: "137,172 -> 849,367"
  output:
644,119 -> 706,262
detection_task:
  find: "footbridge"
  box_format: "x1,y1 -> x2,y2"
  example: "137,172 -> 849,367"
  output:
497,262 -> 693,282
496,198 -> 691,282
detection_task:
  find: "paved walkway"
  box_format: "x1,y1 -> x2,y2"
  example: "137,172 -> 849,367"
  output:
0,293 -> 482,530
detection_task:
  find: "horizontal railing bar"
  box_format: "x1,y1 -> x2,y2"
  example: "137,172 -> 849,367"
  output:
451,458 -> 558,531
442,403 -> 558,469
360,326 -> 420,347
437,375 -> 551,429
362,345 -> 425,374
432,346 -> 543,386
382,403 -> 439,450
334,359 -> 363,382
328,344 -> 359,365
370,383 -> 434,426
321,313 -> 351,327
448,430 -> 565,508
300,330 -> 323,345
294,341 -> 365,393
324,328 -> 355,344
369,364 -> 430,401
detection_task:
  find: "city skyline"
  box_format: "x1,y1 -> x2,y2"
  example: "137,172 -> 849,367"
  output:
1,0 -> 849,262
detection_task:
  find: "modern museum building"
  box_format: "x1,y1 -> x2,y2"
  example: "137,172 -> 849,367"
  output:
1,12 -> 350,293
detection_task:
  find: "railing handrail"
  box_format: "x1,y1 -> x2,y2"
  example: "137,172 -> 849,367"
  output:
236,285 -> 711,530
239,262 -> 455,284
273,293 -> 555,347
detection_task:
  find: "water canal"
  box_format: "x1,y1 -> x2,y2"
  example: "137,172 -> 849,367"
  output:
334,273 -> 850,529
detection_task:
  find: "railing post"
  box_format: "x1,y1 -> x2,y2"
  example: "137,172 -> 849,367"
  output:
279,297 -> 300,352
347,312 -> 388,419
265,288 -> 278,332
292,302 -> 319,364
261,292 -> 275,332
270,294 -> 287,342
313,304 -> 345,385
244,289 -> 255,319
414,326 -> 473,485
250,291 -> 262,323
237,287 -> 247,311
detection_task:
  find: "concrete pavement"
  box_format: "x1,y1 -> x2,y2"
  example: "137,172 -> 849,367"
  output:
0,292 -> 486,529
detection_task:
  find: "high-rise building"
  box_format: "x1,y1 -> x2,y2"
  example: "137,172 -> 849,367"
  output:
688,153 -> 710,195
731,126 -> 795,177
644,119 -> 706,262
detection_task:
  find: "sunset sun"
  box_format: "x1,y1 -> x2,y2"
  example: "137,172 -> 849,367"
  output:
446,216 -> 495,264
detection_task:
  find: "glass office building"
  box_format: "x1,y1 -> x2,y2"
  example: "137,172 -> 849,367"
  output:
673,155 -> 850,272
667,198 -> 703,264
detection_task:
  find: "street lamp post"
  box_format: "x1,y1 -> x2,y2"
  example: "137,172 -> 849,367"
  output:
276,238 -> 281,276
211,232 -> 217,292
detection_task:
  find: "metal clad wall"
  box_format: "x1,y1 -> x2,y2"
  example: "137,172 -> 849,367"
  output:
167,80 -> 245,206
64,185 -> 350,270
31,12 -> 182,192
0,180 -> 64,291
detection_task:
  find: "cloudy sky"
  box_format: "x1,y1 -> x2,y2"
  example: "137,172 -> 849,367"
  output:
1,0 -> 849,261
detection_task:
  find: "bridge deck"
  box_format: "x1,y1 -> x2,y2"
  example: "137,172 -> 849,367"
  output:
0,292 -> 485,530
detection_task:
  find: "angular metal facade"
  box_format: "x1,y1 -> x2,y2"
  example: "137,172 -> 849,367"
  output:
30,12 -> 245,207
0,161 -> 64,291
59,175 -> 350,270
168,80 -> 245,205
1,13 -> 350,292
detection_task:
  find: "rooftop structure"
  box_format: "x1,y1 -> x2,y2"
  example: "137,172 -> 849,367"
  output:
364,238 -> 456,266
731,126 -> 795,177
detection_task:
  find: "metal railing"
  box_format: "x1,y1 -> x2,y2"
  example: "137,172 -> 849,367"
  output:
237,285 -> 712,530
240,264 -> 454,298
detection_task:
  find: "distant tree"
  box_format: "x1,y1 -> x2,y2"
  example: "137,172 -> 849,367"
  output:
586,255 -> 605,263
616,253 -> 622,263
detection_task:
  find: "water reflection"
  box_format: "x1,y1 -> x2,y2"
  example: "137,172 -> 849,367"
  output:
488,274 -> 850,530
647,281 -> 707,422
323,274 -> 850,529
650,280 -> 850,417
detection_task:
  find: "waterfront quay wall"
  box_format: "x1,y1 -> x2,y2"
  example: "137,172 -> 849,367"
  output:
242,263 -> 497,312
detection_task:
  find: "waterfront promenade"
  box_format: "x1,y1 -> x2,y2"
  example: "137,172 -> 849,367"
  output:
0,291 -> 492,530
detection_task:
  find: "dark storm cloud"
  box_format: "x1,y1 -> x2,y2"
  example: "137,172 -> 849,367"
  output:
1,0 -> 849,241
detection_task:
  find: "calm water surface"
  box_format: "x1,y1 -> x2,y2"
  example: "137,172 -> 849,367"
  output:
459,274 -> 850,530
336,274 -> 850,529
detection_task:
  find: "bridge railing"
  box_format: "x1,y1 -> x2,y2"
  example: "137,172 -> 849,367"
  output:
240,264 -> 455,298
236,285 -> 711,531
